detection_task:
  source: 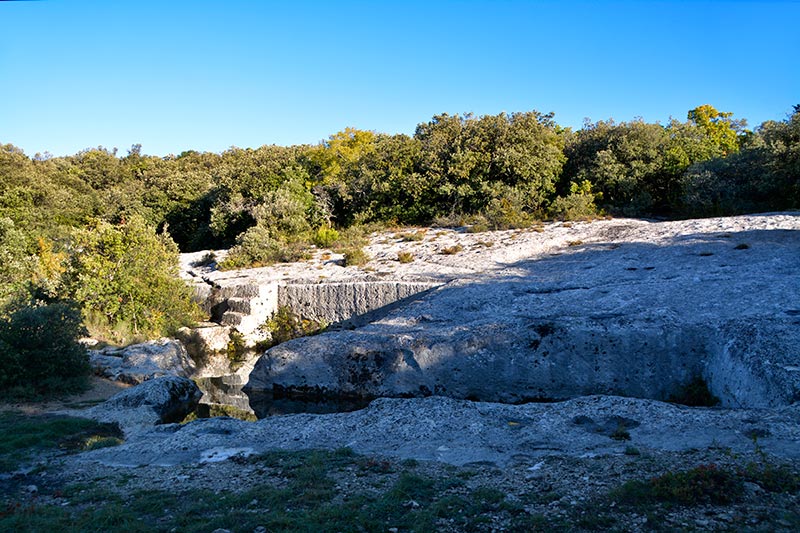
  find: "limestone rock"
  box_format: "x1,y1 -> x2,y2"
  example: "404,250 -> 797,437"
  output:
77,395 -> 800,468
90,339 -> 196,385
84,376 -> 202,432
246,214 -> 800,408
175,323 -> 235,375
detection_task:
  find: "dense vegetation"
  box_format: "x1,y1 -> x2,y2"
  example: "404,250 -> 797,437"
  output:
0,104 -> 797,394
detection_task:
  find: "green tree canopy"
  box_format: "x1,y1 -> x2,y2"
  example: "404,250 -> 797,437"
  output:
66,215 -> 200,343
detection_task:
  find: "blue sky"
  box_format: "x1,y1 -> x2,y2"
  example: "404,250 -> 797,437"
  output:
1,0 -> 798,156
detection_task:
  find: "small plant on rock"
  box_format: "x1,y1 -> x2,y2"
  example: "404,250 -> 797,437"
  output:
343,247 -> 369,267
313,226 -> 340,248
397,251 -> 414,263
261,306 -> 328,348
609,423 -> 631,441
225,329 -> 248,365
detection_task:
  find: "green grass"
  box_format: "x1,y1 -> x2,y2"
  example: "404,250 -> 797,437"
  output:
0,412 -> 123,472
609,464 -> 743,507
0,448 -> 541,533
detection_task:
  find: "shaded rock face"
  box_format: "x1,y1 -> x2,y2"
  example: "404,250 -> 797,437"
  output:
85,376 -> 202,432
174,323 -> 241,377
90,339 -> 196,385
247,217 -> 800,409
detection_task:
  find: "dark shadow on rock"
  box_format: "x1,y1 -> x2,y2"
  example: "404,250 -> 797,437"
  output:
244,226 -> 800,410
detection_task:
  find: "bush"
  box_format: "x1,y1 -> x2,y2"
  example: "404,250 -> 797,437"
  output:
313,226 -> 340,248
482,187 -> 537,230
260,306 -> 327,348
343,247 -> 369,267
0,302 -> 90,397
67,216 -> 200,343
549,180 -> 602,221
220,224 -> 311,269
611,464 -> 743,506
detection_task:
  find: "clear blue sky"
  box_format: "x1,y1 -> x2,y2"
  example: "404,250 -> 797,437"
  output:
1,0 -> 798,157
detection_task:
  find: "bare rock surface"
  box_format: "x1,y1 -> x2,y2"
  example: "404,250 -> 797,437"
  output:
79,376 -> 202,433
174,322 -> 236,377
89,338 -> 196,385
76,395 -> 800,468
244,213 -> 800,408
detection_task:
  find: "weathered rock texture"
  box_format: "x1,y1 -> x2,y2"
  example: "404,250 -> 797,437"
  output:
82,376 -> 202,433
90,339 -> 196,385
245,214 -> 800,409
174,323 -> 237,377
79,395 -> 800,468
278,281 -> 441,328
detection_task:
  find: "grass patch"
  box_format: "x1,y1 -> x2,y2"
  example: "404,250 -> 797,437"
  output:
397,251 -> 414,263
440,245 -> 463,255
610,464 -> 743,507
0,447 -> 544,533
0,412 -> 122,472
396,230 -> 426,242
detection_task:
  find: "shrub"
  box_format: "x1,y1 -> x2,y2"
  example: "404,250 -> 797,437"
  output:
397,251 -> 414,263
609,424 -> 631,441
611,464 -> 743,506
548,180 -> 601,221
0,302 -> 90,397
67,216 -> 201,343
313,226 -> 340,248
482,188 -> 537,230
330,225 -> 369,252
220,224 -> 311,269
342,247 -> 369,267
260,306 -> 327,348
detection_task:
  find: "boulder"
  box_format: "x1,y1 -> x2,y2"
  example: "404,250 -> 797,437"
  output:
246,215 -> 800,408
85,376 -> 202,432
90,339 -> 196,384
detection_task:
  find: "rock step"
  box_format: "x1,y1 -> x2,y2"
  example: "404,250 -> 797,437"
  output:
218,283 -> 265,299
226,297 -> 254,314
220,311 -> 265,336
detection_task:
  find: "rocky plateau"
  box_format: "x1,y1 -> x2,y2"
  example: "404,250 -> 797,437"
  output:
71,213 -> 800,470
